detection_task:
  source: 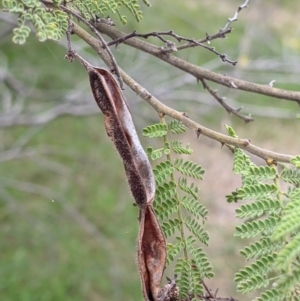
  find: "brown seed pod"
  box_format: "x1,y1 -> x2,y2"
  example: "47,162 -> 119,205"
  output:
74,53 -> 166,301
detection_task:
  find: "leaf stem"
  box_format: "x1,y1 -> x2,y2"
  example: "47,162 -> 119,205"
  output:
160,115 -> 189,261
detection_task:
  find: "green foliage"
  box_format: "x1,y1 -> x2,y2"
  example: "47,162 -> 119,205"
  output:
229,126 -> 300,300
234,254 -> 275,293
240,238 -> 284,261
257,289 -> 290,301
3,0 -> 150,44
237,183 -> 277,200
144,118 -> 212,300
224,124 -> 238,138
3,0 -> 68,43
153,160 -> 175,185
185,217 -> 209,245
235,199 -> 281,218
143,123 -> 167,138
233,148 -> 254,174
281,168 -> 300,185
174,159 -> 205,180
291,155 -> 300,168
171,140 -> 193,155
181,196 -> 208,220
168,120 -> 186,134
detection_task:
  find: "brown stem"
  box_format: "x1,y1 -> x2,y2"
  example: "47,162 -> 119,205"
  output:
199,78 -> 254,123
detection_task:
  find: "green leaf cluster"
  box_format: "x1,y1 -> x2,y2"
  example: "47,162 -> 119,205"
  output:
144,119 -> 213,300
227,127 -> 300,300
3,0 -> 150,44
3,0 -> 68,44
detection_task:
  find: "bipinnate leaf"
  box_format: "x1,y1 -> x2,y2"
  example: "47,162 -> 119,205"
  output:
153,161 -> 174,185
237,183 -> 277,200
257,288 -> 289,301
174,158 -> 205,180
235,199 -> 281,218
168,120 -> 186,134
281,168 -> 300,185
171,140 -> 193,154
291,155 -> 300,168
143,124 -> 168,138
235,217 -> 278,238
240,238 -> 283,261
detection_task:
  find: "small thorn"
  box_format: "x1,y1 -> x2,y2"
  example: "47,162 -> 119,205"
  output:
268,79 -> 276,87
230,81 -> 238,88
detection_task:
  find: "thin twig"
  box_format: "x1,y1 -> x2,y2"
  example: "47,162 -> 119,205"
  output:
107,29 -> 237,65
202,280 -> 217,301
221,0 -> 251,32
199,78 -> 254,122
176,28 -> 232,51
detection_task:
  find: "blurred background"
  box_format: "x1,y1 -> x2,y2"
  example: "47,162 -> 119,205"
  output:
1,0 -> 300,300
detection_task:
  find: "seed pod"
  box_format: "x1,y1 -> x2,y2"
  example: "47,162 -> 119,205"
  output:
74,53 -> 166,301
88,66 -> 155,208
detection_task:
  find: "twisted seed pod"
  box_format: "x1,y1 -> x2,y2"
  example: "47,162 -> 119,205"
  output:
88,67 -> 155,208
74,53 -> 166,301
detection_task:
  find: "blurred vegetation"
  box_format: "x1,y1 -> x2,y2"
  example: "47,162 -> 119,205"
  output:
0,1 -> 300,300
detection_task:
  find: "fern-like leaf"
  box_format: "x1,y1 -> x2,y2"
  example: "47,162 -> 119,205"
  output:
155,197 -> 178,220
190,266 -> 204,296
235,255 -> 275,292
240,238 -> 284,261
168,120 -> 186,134
248,166 -> 277,181
277,268 -> 300,294
174,158 -> 205,180
233,148 -> 253,174
181,196 -> 208,220
185,237 -> 214,279
143,123 -> 167,138
272,210 -> 300,241
281,168 -> 300,185
174,258 -> 191,300
155,181 -> 177,204
237,275 -> 269,293
162,218 -> 180,238
166,241 -> 185,265
235,217 -> 278,238
171,140 -> 193,154
257,288 -> 289,301
235,199 -> 281,218
237,183 -> 277,200
291,155 -> 300,168
153,160 -> 175,185
178,178 -> 199,199
275,233 -> 300,269
185,217 -> 209,245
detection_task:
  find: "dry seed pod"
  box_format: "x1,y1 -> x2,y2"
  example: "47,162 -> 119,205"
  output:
74,53 -> 166,301
138,206 -> 167,301
88,67 -> 155,208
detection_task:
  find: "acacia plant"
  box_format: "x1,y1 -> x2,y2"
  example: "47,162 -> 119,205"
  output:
2,0 -> 300,301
